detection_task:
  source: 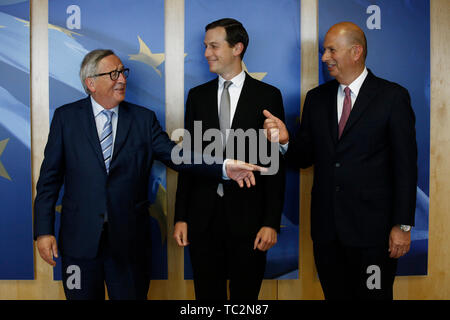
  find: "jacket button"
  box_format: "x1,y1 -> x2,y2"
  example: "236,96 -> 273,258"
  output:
335,162 -> 341,168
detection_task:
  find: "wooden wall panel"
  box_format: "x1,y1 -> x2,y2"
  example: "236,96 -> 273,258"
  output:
0,0 -> 448,300
394,0 -> 450,300
278,0 -> 323,300
0,0 -> 64,300
148,0 -> 190,301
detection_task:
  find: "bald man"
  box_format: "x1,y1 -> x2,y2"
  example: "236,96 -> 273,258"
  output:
264,22 -> 417,300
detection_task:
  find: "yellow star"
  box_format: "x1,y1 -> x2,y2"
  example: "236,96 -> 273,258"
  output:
14,18 -> 81,38
0,138 -> 12,181
148,183 -> 168,245
128,36 -> 166,77
13,17 -> 29,27
48,23 -> 82,38
242,61 -> 267,81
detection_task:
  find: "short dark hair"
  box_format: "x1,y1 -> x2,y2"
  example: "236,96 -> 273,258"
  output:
205,18 -> 249,59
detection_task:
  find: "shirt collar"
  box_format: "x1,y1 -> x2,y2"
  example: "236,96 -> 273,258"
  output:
90,96 -> 119,117
339,67 -> 368,96
218,69 -> 246,89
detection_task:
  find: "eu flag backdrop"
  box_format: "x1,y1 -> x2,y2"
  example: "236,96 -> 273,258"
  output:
319,0 -> 430,275
48,0 -> 168,280
184,0 -> 301,279
0,0 -> 33,280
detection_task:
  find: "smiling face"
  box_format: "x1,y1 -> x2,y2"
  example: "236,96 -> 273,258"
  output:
321,23 -> 365,85
86,54 -> 127,109
204,26 -> 243,80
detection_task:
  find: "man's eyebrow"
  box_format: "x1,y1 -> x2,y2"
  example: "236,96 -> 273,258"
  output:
204,40 -> 219,45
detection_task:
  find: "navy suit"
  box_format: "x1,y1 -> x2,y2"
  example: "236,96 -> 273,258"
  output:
287,70 -> 417,299
34,97 -> 220,299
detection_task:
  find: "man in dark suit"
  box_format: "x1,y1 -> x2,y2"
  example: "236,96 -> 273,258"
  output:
34,49 -> 263,300
263,22 -> 417,300
173,18 -> 286,300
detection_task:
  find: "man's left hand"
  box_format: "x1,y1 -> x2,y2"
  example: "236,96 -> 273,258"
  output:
253,227 -> 277,251
225,160 -> 267,188
388,225 -> 411,258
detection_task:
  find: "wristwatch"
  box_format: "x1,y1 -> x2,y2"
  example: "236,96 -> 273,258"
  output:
399,224 -> 411,232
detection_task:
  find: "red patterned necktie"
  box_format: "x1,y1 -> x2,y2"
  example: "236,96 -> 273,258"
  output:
338,87 -> 351,139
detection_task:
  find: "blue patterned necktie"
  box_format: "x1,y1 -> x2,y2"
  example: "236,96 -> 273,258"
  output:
100,110 -> 114,174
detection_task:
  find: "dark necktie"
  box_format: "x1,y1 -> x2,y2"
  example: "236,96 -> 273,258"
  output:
338,87 -> 351,139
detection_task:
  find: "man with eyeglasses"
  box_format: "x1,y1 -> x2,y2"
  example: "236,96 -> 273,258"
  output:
34,49 -> 263,300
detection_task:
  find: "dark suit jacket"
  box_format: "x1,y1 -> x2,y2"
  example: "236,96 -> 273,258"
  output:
34,97 -> 221,261
175,73 -> 286,240
287,70 -> 417,247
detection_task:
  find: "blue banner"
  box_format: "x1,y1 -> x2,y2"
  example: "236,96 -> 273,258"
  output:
185,0 -> 301,279
319,0 -> 430,275
0,0 -> 33,280
48,0 -> 167,280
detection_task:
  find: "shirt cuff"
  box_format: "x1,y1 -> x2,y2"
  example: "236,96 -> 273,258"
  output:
280,142 -> 289,155
222,159 -> 230,180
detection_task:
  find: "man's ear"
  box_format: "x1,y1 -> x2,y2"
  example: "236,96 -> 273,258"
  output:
85,78 -> 96,93
233,42 -> 244,57
351,44 -> 364,62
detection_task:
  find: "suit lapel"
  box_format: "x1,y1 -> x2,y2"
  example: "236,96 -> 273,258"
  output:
79,97 -> 106,170
205,79 -> 220,129
111,101 -> 132,163
327,81 -> 339,145
340,71 -> 378,139
231,72 -> 252,130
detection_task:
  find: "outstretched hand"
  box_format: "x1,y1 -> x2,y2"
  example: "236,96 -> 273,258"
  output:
263,109 -> 289,144
225,160 -> 267,188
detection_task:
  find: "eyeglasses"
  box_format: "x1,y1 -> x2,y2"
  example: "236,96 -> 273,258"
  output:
92,68 -> 130,81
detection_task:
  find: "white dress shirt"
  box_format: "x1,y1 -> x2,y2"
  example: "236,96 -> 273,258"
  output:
217,70 -> 246,180
91,96 -> 118,221
280,67 -> 369,154
337,67 -> 368,122
217,70 -> 246,130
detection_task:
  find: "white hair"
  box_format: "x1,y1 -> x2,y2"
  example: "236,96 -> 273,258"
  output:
79,49 -> 115,94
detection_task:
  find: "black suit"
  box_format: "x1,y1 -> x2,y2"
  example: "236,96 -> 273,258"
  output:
34,97 -> 220,299
287,70 -> 417,299
175,73 -> 286,300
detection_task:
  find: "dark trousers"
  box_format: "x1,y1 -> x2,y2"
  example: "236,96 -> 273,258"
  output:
61,224 -> 150,300
313,240 -> 398,300
189,196 -> 267,300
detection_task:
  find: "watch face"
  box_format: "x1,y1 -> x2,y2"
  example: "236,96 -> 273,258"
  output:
400,225 -> 411,232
